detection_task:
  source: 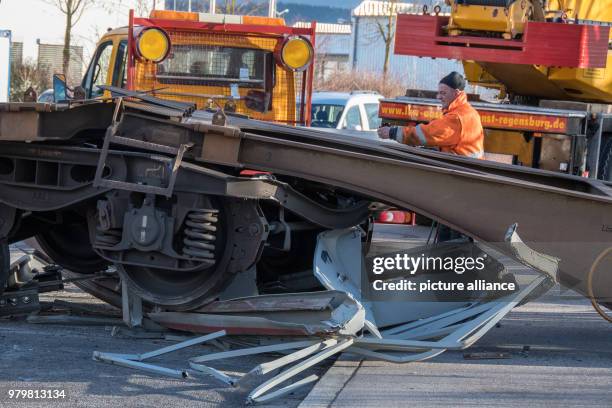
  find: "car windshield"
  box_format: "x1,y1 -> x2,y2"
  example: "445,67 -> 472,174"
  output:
311,104 -> 345,128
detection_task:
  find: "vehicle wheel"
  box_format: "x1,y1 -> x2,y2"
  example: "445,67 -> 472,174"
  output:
35,222 -> 108,274
114,198 -> 269,311
26,237 -> 122,308
597,135 -> 612,181
0,238 -> 9,295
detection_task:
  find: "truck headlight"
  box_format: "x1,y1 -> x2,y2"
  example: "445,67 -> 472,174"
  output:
277,36 -> 313,72
135,27 -> 170,63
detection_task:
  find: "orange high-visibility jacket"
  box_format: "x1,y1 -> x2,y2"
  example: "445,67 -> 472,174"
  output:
400,91 -> 484,158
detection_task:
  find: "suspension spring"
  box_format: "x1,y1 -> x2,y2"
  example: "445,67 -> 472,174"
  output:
183,209 -> 218,262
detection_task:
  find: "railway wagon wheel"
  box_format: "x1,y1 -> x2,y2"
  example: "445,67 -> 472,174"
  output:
28,234 -> 122,308
88,194 -> 268,311
0,239 -> 9,296
35,223 -> 109,274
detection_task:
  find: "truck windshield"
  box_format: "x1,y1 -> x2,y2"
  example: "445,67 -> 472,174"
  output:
311,104 -> 345,128
157,45 -> 268,88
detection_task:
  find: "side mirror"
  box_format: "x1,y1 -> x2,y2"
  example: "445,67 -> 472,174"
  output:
245,90 -> 270,113
52,73 -> 68,102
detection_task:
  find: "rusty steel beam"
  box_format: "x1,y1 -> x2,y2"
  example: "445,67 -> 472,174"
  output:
0,100 -> 610,304
188,117 -> 612,303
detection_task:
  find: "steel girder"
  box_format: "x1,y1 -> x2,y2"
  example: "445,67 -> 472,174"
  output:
188,113 -> 612,303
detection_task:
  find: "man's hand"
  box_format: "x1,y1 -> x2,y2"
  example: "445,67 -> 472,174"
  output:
377,126 -> 391,139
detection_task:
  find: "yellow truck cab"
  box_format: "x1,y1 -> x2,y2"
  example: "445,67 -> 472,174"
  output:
80,9 -> 316,125
82,28 -> 129,98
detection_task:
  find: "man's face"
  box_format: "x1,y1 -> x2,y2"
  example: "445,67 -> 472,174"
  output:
437,84 -> 459,110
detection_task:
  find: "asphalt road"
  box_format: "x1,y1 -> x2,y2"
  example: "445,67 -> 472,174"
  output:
0,284 -> 329,408
301,286 -> 612,408
1,225 -> 610,408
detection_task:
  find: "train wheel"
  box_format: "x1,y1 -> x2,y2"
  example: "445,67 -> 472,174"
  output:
0,238 -> 9,296
35,222 -> 108,274
110,198 -> 267,311
27,235 -> 121,307
113,200 -> 227,311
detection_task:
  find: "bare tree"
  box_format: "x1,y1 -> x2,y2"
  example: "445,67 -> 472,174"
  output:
365,0 -> 399,80
313,34 -> 331,82
314,68 -> 404,98
135,0 -> 155,16
44,0 -> 120,82
373,0 -> 398,83
44,1 -> 94,79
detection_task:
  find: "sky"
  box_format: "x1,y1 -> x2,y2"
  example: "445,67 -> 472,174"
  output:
0,0 -> 147,62
0,0 -> 432,62
0,0 -> 353,62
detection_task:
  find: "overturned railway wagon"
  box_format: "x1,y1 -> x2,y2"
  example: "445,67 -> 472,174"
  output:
0,94 -> 611,316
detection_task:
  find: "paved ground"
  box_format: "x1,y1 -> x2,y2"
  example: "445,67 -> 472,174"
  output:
1,225 -> 611,407
0,284 -> 329,408
300,287 -> 612,408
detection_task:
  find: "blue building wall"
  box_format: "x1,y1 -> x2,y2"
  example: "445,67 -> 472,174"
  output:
165,0 -> 208,12
317,33 -> 352,56
350,15 -> 463,91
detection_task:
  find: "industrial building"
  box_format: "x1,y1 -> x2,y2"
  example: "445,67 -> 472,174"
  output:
37,42 -> 84,86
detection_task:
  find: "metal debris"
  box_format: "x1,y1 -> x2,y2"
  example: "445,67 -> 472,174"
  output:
92,269 -> 548,404
148,291 -> 365,337
463,352 -> 511,360
92,329 -> 342,404
89,224 -> 554,404
93,331 -> 227,379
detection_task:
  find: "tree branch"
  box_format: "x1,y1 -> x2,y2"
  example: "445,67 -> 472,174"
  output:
72,0 -> 83,14
374,20 -> 388,43
71,1 -> 89,27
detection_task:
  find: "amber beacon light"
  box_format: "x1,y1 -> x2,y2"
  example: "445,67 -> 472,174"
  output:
135,27 -> 171,63
277,36 -> 313,72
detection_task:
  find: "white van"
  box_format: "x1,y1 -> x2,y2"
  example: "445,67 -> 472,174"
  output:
310,91 -> 383,131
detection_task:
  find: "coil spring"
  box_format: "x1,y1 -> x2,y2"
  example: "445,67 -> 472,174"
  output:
183,209 -> 218,262
95,226 -> 122,247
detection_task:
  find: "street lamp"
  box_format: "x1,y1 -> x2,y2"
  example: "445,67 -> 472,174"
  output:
276,8 -> 289,17
268,0 -> 276,18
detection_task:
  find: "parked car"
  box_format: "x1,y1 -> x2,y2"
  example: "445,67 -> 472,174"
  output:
311,91 -> 383,131
37,89 -> 54,103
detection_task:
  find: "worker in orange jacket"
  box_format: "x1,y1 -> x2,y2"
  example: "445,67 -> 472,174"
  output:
378,72 -> 484,159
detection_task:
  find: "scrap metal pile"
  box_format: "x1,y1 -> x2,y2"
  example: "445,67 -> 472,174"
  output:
0,93 -> 611,402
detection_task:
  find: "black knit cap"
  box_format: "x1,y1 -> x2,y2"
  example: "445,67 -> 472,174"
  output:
439,71 -> 466,91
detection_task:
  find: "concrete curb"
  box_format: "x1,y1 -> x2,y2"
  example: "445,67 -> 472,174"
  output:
298,353 -> 363,408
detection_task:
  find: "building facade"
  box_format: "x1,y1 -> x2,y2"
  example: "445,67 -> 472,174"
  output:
10,41 -> 23,66
293,22 -> 351,81
164,0 -> 209,12
37,43 -> 84,85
